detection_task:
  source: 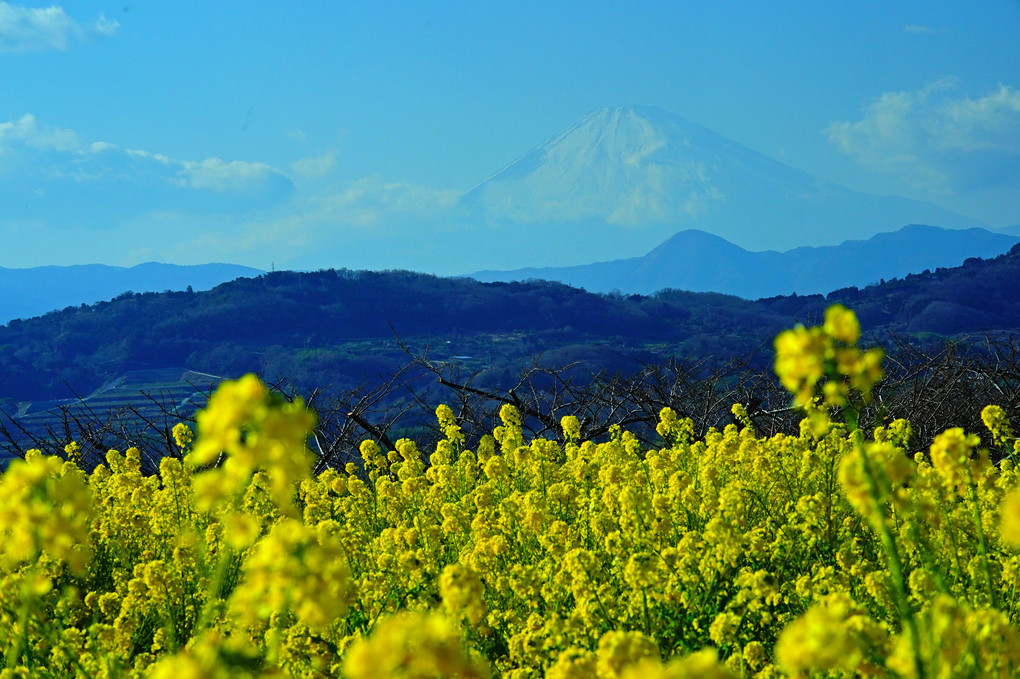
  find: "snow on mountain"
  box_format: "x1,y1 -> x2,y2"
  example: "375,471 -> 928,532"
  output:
461,106 -> 990,260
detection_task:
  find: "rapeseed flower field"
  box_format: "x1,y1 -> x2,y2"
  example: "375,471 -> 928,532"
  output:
2,305 -> 1020,678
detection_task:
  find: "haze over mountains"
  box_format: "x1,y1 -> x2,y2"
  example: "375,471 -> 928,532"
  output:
5,243 -> 1020,408
0,262 -> 262,326
1,105 -> 1012,323
472,224 -> 1020,298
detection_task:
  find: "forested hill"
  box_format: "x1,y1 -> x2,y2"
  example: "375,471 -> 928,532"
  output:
2,244 -> 1020,403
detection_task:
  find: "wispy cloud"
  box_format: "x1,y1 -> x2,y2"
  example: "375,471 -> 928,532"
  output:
0,112 -> 468,269
174,158 -> 293,196
0,2 -> 118,53
0,113 -> 294,221
827,78 -> 1020,191
317,177 -> 461,228
290,153 -> 336,178
903,24 -> 935,35
0,113 -> 80,151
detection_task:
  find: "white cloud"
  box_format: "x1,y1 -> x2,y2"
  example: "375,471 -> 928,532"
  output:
92,13 -> 118,37
290,153 -> 335,178
0,113 -> 294,222
125,148 -> 172,164
0,2 -> 118,53
828,78 -> 1020,191
0,113 -> 82,152
0,113 -> 474,270
318,177 -> 460,227
903,24 -> 935,34
174,157 -> 291,195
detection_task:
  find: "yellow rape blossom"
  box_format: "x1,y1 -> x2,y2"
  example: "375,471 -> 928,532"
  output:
7,306 -> 1020,679
228,518 -> 350,631
189,373 -> 316,515
823,303 -> 861,344
982,404 -> 1014,449
343,610 -> 490,679
548,647 -> 599,679
0,450 -> 92,574
774,592 -> 887,676
774,304 -> 883,409
439,562 -> 487,625
929,427 -> 984,493
1000,488 -> 1020,547
172,422 -> 194,453
596,630 -> 660,679
620,651 -> 736,679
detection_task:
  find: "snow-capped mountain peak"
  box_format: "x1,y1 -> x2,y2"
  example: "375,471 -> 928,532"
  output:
462,105 -> 987,255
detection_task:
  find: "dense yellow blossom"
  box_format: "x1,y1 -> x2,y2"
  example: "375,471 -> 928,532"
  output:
3,309 -> 1020,678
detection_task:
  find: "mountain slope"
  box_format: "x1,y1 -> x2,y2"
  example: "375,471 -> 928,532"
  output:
0,262 -> 264,325
459,106 -> 989,266
472,224 -> 1020,298
3,246 -> 1020,403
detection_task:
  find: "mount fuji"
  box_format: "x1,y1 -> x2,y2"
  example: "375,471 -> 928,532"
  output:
456,106 -> 989,266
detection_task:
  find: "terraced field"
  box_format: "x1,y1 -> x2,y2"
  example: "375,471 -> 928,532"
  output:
2,368 -> 225,468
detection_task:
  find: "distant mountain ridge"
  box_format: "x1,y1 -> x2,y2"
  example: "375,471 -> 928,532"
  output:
456,106 -> 991,267
3,245 -> 1020,404
0,262 -> 263,325
472,224 -> 1020,298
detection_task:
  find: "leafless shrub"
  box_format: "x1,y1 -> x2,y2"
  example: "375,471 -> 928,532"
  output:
4,333 -> 1020,472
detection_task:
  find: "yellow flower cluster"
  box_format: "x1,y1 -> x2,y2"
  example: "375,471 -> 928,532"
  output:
190,373 -> 316,516
774,304 -> 883,408
0,449 -> 92,574
2,307 -> 1020,678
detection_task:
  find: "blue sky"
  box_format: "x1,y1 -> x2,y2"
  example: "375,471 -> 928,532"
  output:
2,1 -> 1019,273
